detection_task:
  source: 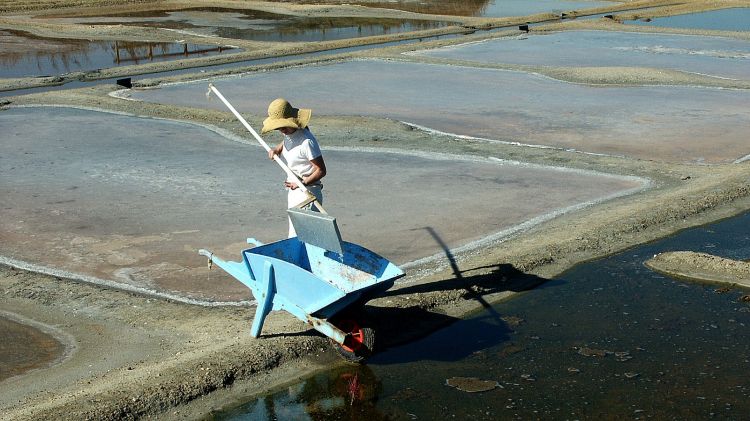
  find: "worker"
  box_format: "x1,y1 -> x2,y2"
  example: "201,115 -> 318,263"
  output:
263,98 -> 327,237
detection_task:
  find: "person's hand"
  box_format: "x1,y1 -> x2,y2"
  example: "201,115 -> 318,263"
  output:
284,180 -> 300,190
268,149 -> 277,160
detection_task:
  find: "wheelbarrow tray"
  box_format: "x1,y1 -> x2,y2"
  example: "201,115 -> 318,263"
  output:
202,237 -> 403,345
244,237 -> 403,318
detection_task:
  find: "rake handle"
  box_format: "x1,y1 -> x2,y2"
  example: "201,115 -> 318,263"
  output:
208,84 -> 326,214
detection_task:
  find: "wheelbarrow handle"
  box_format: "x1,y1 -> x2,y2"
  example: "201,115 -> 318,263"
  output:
198,249 -> 257,287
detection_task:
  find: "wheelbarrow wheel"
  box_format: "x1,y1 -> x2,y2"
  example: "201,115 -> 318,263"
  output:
330,318 -> 375,364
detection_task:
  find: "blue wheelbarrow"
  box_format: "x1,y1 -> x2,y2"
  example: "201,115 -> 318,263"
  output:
199,208 -> 404,362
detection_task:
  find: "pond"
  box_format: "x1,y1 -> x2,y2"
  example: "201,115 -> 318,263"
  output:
0,315 -> 67,381
0,29 -> 235,78
345,0 -> 615,17
413,30 -> 750,81
626,8 -> 750,31
215,210 -> 750,420
42,8 -> 453,43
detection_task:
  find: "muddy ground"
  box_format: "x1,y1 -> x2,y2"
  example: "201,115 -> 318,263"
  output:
646,252 -> 750,288
1,0 -> 750,420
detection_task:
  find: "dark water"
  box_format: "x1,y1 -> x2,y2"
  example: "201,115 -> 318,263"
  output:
0,316 -> 66,381
0,29 -> 235,78
0,23 -> 469,97
215,211 -> 750,420
339,0 -> 613,17
215,18 -> 450,43
60,8 -> 452,43
626,8 -> 750,31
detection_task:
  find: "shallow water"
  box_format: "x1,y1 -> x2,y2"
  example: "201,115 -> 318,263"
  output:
216,211 -> 750,420
49,8 -> 452,43
0,106 -> 639,301
0,316 -> 65,381
414,30 -> 750,80
128,59 -> 750,163
0,29 -> 234,78
0,28 -> 470,97
626,8 -> 750,31
347,0 -> 614,17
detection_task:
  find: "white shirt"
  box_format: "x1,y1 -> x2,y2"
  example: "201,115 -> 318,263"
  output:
281,128 -> 322,183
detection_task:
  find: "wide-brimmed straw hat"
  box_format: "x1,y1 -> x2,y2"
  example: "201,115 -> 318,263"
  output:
261,98 -> 311,134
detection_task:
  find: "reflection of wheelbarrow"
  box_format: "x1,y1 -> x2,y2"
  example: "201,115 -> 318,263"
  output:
199,208 -> 404,362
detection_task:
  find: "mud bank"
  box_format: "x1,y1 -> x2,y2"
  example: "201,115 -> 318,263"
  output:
646,251 -> 750,288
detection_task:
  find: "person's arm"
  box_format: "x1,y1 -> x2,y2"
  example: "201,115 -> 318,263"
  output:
302,156 -> 326,186
268,141 -> 284,160
285,156 -> 326,190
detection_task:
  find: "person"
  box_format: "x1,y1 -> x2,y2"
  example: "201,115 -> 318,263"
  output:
262,98 -> 326,237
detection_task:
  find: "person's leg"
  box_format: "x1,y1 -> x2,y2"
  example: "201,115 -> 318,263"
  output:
287,188 -> 304,237
306,185 -> 323,211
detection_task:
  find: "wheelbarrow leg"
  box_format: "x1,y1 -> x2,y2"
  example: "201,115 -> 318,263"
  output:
251,260 -> 275,338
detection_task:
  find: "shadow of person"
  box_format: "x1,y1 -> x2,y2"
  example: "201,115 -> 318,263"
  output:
360,227 -> 557,364
385,226 -> 551,311
384,262 -> 549,298
366,266 -> 552,364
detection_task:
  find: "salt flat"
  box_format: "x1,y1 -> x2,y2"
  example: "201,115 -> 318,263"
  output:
124,59 -> 750,163
0,106 -> 644,301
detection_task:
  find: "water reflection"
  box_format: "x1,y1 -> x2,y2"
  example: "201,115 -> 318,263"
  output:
215,17 -> 449,43
0,29 -> 234,78
220,366 -> 384,420
217,211 -> 750,420
320,0 -> 614,17
341,0 -> 495,16
48,8 -> 452,42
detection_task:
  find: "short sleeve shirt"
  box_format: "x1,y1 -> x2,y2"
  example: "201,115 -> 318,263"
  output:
281,128 -> 322,181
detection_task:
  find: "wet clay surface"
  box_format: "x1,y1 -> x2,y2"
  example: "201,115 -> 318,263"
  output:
646,251 -> 750,287
0,316 -> 66,381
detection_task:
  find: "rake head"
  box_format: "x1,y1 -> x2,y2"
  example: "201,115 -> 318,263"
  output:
205,83 -> 215,101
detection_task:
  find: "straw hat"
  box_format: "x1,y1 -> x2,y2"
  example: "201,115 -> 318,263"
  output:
261,98 -> 311,134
